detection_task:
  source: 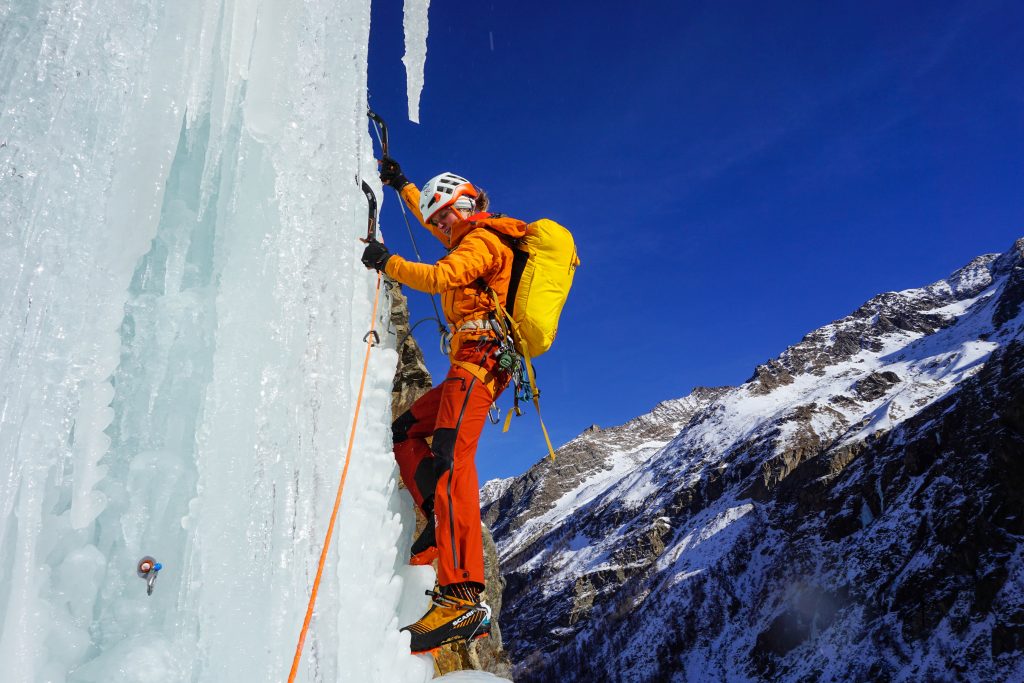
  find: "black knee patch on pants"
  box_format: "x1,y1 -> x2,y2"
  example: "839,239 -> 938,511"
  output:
414,458 -> 438,504
431,427 -> 457,480
392,409 -> 417,444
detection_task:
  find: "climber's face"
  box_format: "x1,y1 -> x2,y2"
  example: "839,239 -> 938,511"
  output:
431,207 -> 460,236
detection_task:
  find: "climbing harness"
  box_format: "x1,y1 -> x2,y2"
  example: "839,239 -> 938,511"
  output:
287,178 -> 384,683
136,556 -> 161,596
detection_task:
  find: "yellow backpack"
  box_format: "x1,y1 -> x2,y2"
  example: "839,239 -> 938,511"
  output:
504,218 -> 580,358
484,218 -> 579,459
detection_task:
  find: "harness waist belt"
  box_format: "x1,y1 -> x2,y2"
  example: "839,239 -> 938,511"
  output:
454,319 -> 494,332
442,318 -> 501,356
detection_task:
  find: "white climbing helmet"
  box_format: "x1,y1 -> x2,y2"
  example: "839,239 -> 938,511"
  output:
419,172 -> 478,224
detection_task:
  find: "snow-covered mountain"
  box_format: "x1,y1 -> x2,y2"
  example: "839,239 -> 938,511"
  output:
483,239 -> 1024,682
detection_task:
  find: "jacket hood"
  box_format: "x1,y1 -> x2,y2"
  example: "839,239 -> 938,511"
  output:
449,213 -> 528,248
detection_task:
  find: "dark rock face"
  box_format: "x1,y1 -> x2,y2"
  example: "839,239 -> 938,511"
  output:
485,239 -> 1024,682
993,244 -> 1024,328
852,371 -> 901,401
389,284 -> 433,418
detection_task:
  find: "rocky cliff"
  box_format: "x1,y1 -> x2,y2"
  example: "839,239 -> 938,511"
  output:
483,239 -> 1024,682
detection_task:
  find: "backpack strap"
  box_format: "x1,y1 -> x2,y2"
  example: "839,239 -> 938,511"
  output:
472,225 -> 527,316
470,223 -> 521,248
486,287 -> 557,461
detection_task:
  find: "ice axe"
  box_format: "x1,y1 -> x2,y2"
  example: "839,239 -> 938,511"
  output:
360,179 -> 378,243
364,107 -> 448,344
367,108 -> 389,158
363,108 -> 387,244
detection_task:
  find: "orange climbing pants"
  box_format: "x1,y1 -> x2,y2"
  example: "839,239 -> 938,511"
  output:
392,336 -> 509,588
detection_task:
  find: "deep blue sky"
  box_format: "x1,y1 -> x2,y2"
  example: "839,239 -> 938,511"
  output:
366,0 -> 1023,483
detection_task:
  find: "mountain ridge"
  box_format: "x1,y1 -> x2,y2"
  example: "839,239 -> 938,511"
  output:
485,238 -> 1024,682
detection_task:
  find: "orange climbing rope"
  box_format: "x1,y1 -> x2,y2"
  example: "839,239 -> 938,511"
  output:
287,271 -> 383,683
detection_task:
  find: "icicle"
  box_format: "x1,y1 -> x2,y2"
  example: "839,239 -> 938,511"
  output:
402,0 -> 431,123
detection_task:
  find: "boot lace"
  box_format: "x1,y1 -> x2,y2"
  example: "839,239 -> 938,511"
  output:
425,589 -> 471,609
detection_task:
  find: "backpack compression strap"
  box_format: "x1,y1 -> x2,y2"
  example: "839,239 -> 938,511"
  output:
487,289 -> 557,461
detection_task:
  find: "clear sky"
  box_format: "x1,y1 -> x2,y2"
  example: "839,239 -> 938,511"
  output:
366,0 -> 1024,483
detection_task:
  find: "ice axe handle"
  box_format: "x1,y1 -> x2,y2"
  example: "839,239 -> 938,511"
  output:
361,180 -> 378,243
367,109 -> 389,158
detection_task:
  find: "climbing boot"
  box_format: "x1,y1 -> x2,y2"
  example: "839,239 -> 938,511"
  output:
401,584 -> 491,654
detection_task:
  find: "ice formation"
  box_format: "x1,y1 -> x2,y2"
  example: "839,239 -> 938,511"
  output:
402,0 -> 431,123
0,1 -> 496,681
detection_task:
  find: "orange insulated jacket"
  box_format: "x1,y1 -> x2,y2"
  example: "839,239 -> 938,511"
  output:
384,184 -> 528,337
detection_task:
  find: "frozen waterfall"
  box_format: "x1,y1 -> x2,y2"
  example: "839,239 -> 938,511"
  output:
0,1 -> 494,681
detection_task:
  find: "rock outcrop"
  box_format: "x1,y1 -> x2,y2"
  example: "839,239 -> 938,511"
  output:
390,284 -> 433,418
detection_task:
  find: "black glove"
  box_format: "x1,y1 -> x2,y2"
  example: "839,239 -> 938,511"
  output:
378,157 -> 410,190
361,239 -> 392,271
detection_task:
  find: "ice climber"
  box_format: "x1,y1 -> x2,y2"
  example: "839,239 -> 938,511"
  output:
360,158 -> 525,654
